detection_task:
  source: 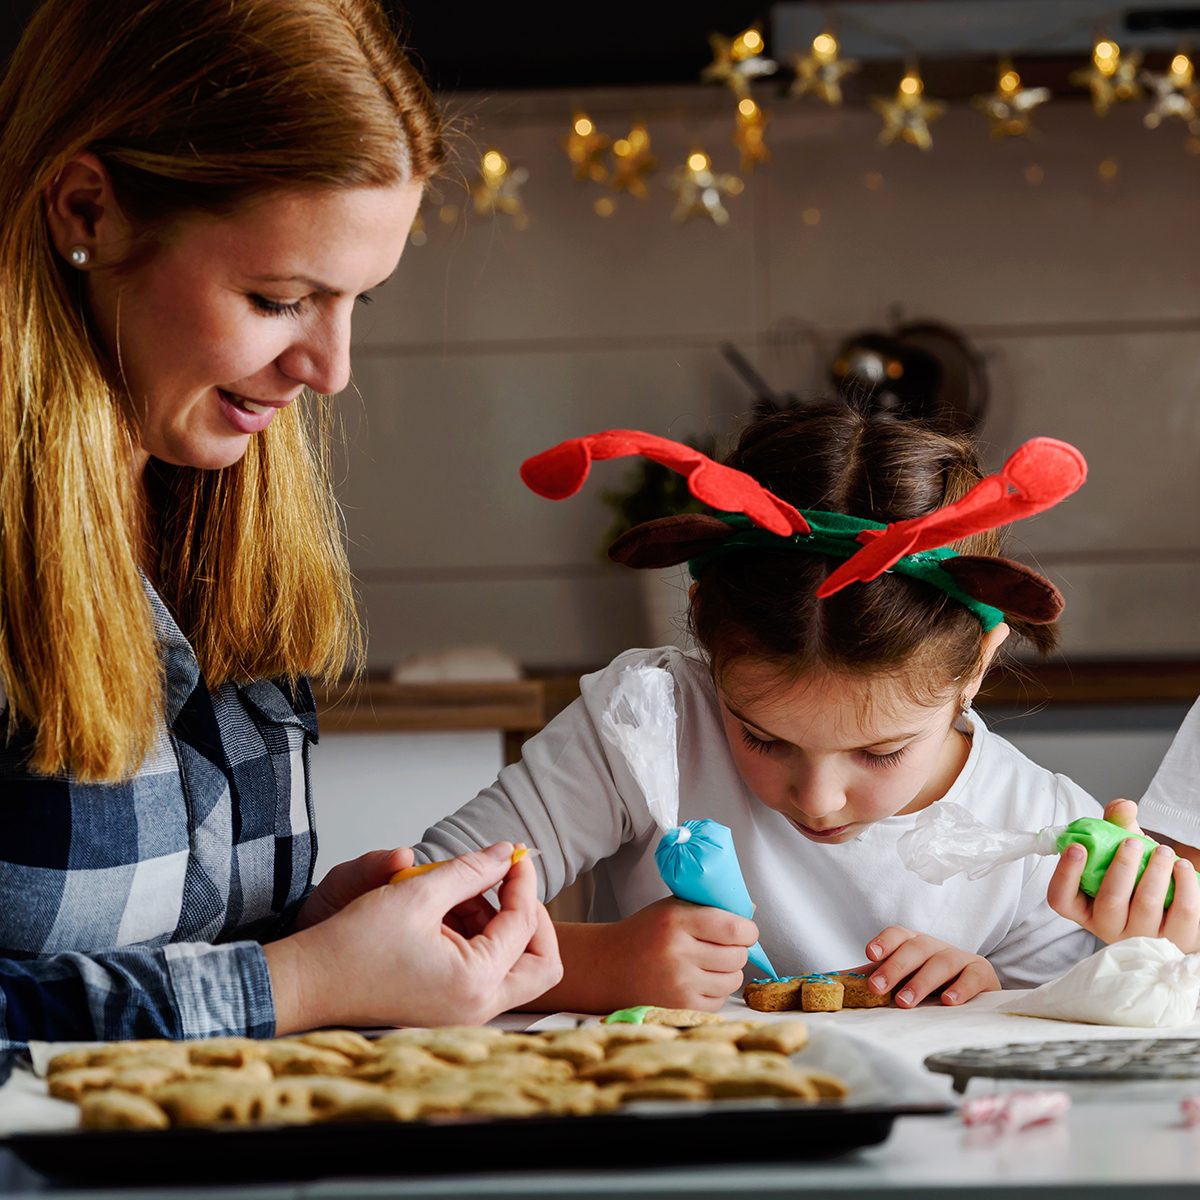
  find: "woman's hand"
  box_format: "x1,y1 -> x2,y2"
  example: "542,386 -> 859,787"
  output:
1047,800 -> 1200,952
292,847 -> 415,931
265,842 -> 563,1031
861,925 -> 1000,1008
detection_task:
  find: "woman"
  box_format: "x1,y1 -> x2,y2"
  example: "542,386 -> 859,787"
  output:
0,0 -> 561,1048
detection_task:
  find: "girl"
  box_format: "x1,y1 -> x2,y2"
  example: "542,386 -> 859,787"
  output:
416,403 -> 1102,1013
0,0 -> 559,1049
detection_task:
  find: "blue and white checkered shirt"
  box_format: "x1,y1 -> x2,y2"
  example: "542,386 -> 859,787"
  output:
0,585 -> 317,1049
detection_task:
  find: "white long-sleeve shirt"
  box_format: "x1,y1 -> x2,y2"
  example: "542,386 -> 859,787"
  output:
416,646 -> 1101,988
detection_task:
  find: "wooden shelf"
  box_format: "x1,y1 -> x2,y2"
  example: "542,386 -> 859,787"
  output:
313,659 -> 1200,741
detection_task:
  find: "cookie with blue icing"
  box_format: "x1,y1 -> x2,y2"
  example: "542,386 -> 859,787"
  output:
744,970 -> 892,1013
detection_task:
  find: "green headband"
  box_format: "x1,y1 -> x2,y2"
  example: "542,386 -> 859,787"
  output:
687,511 -> 1005,632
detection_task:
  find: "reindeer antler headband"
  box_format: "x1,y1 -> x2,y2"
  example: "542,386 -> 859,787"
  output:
520,429 -> 1087,630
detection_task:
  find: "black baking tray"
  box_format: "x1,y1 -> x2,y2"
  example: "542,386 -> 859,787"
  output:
3,1099 -> 950,1185
1,1027 -> 952,1184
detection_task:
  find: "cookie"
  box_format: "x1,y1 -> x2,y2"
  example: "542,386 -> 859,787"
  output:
836,971 -> 892,1008
293,1030 -> 380,1064
263,1042 -> 355,1077
744,971 -> 892,1012
801,980 -> 844,1012
79,1090 -> 170,1131
187,1037 -> 268,1069
736,1018 -> 810,1055
743,977 -> 803,1012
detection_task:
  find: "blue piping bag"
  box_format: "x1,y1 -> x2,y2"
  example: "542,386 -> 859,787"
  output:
656,819 -> 777,979
599,664 -> 779,981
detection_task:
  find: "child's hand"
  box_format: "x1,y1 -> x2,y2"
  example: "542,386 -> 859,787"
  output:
608,897 -> 759,1011
861,926 -> 1000,1007
292,847 -> 415,931
266,843 -> 563,1031
1047,800 -> 1200,952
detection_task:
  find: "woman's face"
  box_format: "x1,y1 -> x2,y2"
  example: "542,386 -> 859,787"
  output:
86,180 -> 422,473
717,659 -> 970,846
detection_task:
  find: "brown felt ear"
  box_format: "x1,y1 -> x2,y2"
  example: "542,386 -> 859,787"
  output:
608,515 -> 734,569
940,556 -> 1064,624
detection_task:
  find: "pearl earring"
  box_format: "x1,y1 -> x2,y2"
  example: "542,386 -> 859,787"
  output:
68,246 -> 90,267
960,694 -> 973,718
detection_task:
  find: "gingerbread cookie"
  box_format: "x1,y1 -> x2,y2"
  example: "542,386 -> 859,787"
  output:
51,1014 -> 847,1131
745,970 -> 893,1012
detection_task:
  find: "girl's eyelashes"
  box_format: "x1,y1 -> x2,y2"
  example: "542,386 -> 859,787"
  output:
356,291 -> 374,305
861,746 -> 909,769
740,726 -> 780,755
248,293 -> 304,318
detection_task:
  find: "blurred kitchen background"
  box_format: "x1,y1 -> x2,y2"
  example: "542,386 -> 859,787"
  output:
7,0 -> 1200,872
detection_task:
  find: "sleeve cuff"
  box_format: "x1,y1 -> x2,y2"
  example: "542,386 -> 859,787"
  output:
164,941 -> 276,1040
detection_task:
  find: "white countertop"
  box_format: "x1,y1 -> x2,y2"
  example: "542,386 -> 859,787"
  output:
3,992 -> 1200,1197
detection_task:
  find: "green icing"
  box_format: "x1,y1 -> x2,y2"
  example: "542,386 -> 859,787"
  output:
1057,817 -> 1200,908
603,1005 -> 654,1025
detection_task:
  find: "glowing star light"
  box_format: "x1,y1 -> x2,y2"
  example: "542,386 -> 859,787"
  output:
733,97 -> 770,171
789,30 -> 859,106
871,67 -> 945,150
471,148 -> 529,230
1141,51 -> 1200,129
701,25 -> 777,98
972,59 -> 1050,138
562,112 -> 610,183
1070,38 -> 1143,116
668,150 -> 744,226
610,123 -> 657,199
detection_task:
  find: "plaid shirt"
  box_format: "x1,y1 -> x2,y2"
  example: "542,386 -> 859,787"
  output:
0,585 -> 318,1049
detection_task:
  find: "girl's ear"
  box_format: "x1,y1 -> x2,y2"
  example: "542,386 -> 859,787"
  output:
939,555 -> 1064,624
963,621 -> 1011,704
608,514 -> 732,569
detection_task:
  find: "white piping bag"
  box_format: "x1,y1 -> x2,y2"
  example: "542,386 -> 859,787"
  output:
600,663 -> 778,979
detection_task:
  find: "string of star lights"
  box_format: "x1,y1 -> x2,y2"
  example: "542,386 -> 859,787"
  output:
789,29 -> 860,105
408,13 -> 1200,241
1070,37 -> 1144,116
972,58 -> 1051,139
1141,49 -> 1200,130
871,63 -> 945,151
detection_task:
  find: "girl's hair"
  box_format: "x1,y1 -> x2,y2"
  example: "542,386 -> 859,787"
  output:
0,0 -> 444,781
690,402 -> 1056,706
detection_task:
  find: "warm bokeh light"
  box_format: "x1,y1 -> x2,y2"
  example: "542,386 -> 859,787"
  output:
813,32 -> 838,58
688,151 -> 710,172
594,197 -> 615,217
482,149 -> 507,175
1097,157 -> 1119,181
1094,39 -> 1119,74
574,116 -> 594,137
613,138 -> 631,157
802,207 -> 821,226
900,72 -> 923,96
735,27 -> 764,57
738,98 -> 759,117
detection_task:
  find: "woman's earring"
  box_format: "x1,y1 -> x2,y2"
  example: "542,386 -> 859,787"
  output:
68,245 -> 90,267
960,694 -> 973,718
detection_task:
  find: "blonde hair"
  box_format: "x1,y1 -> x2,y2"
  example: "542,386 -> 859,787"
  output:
0,0 -> 444,781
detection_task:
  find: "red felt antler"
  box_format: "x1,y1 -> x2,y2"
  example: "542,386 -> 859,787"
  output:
520,430 -> 810,538
816,437 -> 1087,599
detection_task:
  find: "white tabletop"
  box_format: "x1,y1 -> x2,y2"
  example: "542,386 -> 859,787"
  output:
3,993 -> 1200,1197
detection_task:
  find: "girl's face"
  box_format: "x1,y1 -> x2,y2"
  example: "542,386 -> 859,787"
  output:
84,179 -> 422,475
716,659 -> 973,845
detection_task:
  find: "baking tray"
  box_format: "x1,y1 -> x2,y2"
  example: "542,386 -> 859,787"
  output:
2,1027 -> 952,1185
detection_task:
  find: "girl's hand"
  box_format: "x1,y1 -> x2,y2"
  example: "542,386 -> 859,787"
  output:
604,898 -> 758,1012
292,847 -> 415,931
1047,800 -> 1200,952
266,843 -> 563,1031
861,925 -> 1000,1008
